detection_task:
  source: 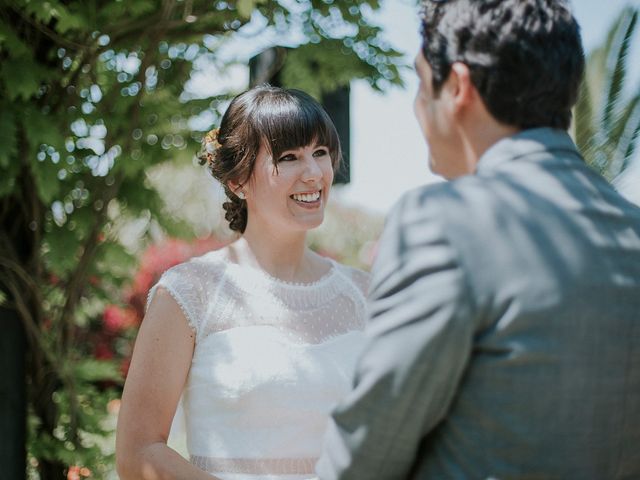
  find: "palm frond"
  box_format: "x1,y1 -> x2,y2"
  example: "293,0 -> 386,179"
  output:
600,7 -> 637,134
584,47 -> 607,110
576,5 -> 640,183
573,78 -> 595,155
616,97 -> 640,175
610,96 -> 640,181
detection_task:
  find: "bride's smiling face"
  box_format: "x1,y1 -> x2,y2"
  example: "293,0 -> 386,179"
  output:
210,86 -> 341,234
243,140 -> 334,233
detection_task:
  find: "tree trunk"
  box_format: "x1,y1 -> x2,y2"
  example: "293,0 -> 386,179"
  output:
31,358 -> 65,480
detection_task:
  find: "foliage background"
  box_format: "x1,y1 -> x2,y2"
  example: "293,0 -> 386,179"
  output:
0,0 -> 398,477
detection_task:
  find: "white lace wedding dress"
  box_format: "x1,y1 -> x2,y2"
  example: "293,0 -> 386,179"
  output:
147,249 -> 368,480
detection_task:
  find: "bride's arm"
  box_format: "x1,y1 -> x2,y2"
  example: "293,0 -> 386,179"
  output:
115,286 -> 218,480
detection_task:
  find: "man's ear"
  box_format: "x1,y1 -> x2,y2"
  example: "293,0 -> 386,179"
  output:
448,62 -> 475,112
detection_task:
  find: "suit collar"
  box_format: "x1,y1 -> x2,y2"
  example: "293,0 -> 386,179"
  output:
475,127 -> 581,175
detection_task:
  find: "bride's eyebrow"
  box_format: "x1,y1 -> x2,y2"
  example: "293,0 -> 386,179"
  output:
279,148 -> 302,155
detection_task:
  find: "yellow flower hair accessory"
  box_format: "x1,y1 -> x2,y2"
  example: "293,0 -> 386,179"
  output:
199,128 -> 221,166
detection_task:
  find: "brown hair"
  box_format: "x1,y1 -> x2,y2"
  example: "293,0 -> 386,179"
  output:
198,85 -> 342,233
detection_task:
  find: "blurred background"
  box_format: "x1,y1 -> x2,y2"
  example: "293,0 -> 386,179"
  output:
0,0 -> 638,478
344,0 -> 640,211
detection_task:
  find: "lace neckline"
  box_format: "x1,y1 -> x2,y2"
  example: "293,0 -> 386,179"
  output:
207,248 -> 338,288
202,249 -> 345,310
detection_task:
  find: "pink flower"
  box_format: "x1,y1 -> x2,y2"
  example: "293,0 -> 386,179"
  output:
102,305 -> 136,333
67,466 -> 91,479
67,466 -> 80,480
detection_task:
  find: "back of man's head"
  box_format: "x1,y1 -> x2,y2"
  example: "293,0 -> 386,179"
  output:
420,0 -> 585,131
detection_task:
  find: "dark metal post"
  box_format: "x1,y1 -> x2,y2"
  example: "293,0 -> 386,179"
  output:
0,305 -> 27,480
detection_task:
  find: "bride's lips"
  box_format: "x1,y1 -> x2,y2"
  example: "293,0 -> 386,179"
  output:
289,189 -> 322,209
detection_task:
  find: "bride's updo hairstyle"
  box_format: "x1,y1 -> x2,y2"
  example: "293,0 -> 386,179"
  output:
198,85 -> 342,234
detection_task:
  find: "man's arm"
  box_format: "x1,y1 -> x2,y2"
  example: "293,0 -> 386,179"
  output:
317,191 -> 478,480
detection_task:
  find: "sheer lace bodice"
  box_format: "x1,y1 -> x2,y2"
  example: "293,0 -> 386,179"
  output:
147,249 -> 368,479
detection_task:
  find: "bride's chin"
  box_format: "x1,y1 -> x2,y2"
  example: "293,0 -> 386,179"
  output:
292,214 -> 325,231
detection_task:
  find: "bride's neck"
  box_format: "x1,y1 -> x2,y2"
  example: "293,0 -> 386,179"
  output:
230,224 -> 316,283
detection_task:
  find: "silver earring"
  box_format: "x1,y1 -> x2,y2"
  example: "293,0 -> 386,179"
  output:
237,191 -> 245,200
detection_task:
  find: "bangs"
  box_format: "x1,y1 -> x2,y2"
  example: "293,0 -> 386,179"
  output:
251,89 -> 341,167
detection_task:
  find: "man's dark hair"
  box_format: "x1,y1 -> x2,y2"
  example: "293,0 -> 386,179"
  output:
420,0 -> 585,130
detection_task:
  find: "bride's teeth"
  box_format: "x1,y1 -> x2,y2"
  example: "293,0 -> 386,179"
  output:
292,192 -> 320,202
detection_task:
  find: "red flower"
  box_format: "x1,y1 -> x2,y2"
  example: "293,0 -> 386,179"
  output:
94,341 -> 114,360
102,305 -> 136,333
125,236 -> 227,320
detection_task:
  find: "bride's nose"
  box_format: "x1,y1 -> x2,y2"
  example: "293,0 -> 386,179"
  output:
300,154 -> 323,182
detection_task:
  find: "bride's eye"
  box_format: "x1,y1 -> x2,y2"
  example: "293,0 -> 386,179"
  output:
313,148 -> 328,158
277,153 -> 297,162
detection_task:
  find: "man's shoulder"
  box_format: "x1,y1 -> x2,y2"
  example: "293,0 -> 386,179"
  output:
394,177 -> 490,227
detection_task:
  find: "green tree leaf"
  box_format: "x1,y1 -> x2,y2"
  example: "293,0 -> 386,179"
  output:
1,57 -> 43,101
74,359 -> 123,383
95,241 -> 137,280
237,0 -> 256,19
43,226 -> 81,276
30,154 -> 62,204
0,21 -> 30,57
55,9 -> 85,34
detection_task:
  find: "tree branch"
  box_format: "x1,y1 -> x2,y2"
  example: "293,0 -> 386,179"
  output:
0,259 -> 58,371
8,5 -> 89,51
56,175 -> 122,355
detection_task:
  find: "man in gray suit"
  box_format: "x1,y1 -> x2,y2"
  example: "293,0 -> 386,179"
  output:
316,0 -> 640,478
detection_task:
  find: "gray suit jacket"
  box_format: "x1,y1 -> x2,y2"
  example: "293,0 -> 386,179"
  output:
317,128 -> 640,479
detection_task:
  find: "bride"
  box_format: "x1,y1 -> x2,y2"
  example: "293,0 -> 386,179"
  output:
115,85 -> 368,479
